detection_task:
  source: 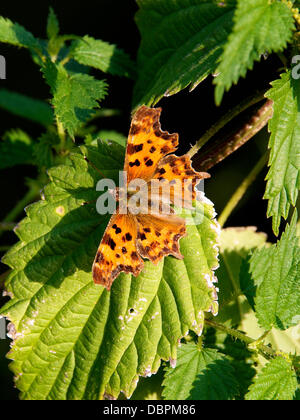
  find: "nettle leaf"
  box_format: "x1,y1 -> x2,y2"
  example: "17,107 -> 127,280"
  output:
71,35 -> 136,79
264,71 -> 300,236
245,357 -> 297,400
85,130 -> 127,147
0,140 -> 219,400
250,211 -> 300,331
162,344 -> 239,400
239,256 -> 255,311
47,8 -> 60,40
0,16 -> 41,51
206,333 -> 256,400
214,0 -> 295,104
0,89 -> 54,126
0,129 -> 35,169
133,0 -> 237,108
43,61 -> 108,138
294,388 -> 300,401
216,227 -> 267,324
33,132 -> 60,169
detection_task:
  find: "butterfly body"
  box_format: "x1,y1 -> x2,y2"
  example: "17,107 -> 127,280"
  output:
92,106 -> 209,290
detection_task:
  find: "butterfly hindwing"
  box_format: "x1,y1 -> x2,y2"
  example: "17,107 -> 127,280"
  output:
136,213 -> 186,264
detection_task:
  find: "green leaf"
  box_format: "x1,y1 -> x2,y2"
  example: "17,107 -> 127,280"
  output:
294,387 -> 300,400
0,129 -> 34,169
250,211 -> 300,331
71,35 -> 136,79
0,16 -> 41,51
85,130 -> 127,147
0,141 -> 219,400
43,61 -> 108,137
264,71 -> 300,236
133,0 -> 236,108
0,89 -> 54,126
33,132 -> 60,169
216,227 -> 267,324
204,333 -> 256,400
239,256 -> 255,311
245,357 -> 297,400
47,8 -> 59,39
162,344 -> 239,400
214,0 -> 295,105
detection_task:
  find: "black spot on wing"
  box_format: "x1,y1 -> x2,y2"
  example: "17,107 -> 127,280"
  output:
130,124 -> 142,136
145,159 -> 154,167
138,232 -> 147,241
128,143 -> 144,154
103,234 -> 116,250
125,233 -> 133,241
112,224 -> 122,234
129,159 -> 141,167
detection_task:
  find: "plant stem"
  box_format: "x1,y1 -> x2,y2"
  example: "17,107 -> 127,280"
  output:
0,183 -> 40,241
205,319 -> 276,360
0,222 -> 15,232
192,99 -> 273,172
205,319 -> 254,345
3,186 -> 39,224
0,246 -> 10,252
56,115 -> 66,148
187,92 -> 266,158
59,56 -> 71,67
88,108 -> 122,120
218,152 -> 269,227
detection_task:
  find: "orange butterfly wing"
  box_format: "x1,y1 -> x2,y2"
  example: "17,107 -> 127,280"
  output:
92,213 -> 143,290
124,106 -> 178,183
93,106 -> 210,289
136,213 -> 186,264
152,154 -> 210,205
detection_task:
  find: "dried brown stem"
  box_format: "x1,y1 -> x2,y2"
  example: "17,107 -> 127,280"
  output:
192,100 -> 273,172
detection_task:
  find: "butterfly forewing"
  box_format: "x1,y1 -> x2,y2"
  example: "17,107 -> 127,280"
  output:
124,106 -> 178,183
93,212 -> 143,290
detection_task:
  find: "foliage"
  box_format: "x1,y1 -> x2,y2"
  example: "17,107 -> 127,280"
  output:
245,357 -> 298,400
133,0 -> 237,108
264,71 -> 300,235
249,212 -> 300,330
162,344 -> 239,400
214,0 -> 295,104
0,1 -> 299,401
42,61 -> 108,138
1,142 -> 219,399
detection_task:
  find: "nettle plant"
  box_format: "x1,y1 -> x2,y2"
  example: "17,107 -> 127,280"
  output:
0,0 -> 299,401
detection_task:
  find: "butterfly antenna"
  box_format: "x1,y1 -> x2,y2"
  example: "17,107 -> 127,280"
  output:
84,156 -> 107,179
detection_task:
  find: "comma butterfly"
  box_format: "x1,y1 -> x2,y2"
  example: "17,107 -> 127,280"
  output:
92,106 -> 210,290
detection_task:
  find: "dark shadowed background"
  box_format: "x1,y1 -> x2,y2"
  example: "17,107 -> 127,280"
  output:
0,0 -> 290,400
